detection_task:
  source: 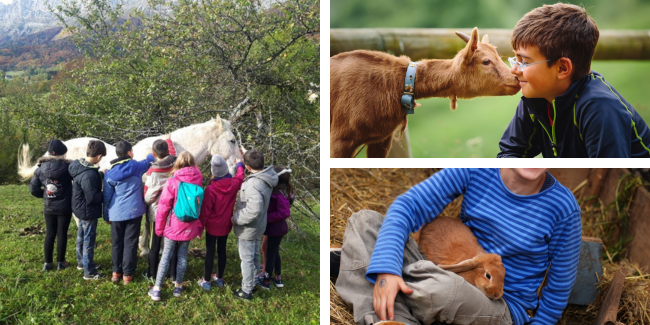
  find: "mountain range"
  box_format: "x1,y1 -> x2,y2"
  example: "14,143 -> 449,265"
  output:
0,0 -> 151,40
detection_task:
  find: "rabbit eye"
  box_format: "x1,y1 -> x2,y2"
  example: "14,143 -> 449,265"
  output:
486,272 -> 492,280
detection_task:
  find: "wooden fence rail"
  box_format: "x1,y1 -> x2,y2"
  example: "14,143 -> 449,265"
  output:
331,28 -> 650,60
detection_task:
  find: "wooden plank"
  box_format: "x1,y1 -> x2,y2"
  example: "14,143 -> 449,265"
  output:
584,169 -> 609,206
593,267 -> 626,325
549,169 -> 591,191
568,236 -> 603,305
627,185 -> 650,272
598,168 -> 629,207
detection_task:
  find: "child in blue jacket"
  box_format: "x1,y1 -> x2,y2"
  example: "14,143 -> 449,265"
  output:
104,140 -> 154,284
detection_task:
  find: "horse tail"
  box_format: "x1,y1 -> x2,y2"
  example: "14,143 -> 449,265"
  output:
17,143 -> 38,180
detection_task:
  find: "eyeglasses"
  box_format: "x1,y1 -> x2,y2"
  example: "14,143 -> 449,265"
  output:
508,57 -> 551,72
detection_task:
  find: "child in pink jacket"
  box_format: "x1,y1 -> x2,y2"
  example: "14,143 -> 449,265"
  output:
197,154 -> 245,291
148,152 -> 203,301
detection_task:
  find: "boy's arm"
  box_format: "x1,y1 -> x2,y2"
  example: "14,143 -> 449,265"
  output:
497,101 -> 541,158
103,178 -> 115,221
232,180 -> 265,226
366,168 -> 472,282
529,209 -> 582,325
580,98 -> 631,157
135,154 -> 155,175
29,169 -> 44,198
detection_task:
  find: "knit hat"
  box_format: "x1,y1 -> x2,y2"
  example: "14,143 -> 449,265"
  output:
47,139 -> 68,156
210,154 -> 229,177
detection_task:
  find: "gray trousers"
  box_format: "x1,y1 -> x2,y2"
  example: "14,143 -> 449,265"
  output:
335,210 -> 513,325
238,237 -> 261,294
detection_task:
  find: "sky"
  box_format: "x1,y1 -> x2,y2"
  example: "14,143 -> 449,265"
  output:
0,0 -> 12,4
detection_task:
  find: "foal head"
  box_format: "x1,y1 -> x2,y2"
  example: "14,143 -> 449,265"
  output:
208,115 -> 244,173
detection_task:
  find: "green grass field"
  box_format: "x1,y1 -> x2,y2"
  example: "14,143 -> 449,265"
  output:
356,61 -> 650,158
0,185 -> 319,324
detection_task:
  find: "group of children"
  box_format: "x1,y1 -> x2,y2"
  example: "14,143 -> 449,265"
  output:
29,138 -> 292,301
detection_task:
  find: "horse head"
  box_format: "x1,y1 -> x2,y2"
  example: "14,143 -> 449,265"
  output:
208,115 -> 244,174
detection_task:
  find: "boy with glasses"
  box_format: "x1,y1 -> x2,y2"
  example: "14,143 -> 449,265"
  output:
498,3 -> 650,158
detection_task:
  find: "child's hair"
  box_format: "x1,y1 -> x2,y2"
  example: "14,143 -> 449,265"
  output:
273,166 -> 292,196
244,149 -> 264,170
115,140 -> 133,159
86,140 -> 107,158
169,151 -> 196,176
511,3 -> 599,81
152,139 -> 169,158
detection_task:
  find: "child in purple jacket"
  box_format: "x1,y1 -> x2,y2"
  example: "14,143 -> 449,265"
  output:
256,166 -> 292,290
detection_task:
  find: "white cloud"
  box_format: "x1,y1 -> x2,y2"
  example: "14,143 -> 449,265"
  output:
0,0 -> 13,4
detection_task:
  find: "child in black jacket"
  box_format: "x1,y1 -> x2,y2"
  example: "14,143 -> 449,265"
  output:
68,140 -> 107,279
29,139 -> 73,271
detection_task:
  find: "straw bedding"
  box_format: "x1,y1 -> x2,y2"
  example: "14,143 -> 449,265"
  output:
330,168 -> 650,325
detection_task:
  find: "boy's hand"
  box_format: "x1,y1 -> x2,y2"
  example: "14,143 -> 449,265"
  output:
373,273 -> 414,321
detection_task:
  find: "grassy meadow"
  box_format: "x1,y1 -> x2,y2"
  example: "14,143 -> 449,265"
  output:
0,185 -> 320,324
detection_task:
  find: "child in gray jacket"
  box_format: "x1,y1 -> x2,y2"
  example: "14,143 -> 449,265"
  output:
232,149 -> 278,300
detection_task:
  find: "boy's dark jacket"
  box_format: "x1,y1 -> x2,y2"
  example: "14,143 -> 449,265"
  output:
498,71 -> 650,158
68,158 -> 103,220
29,157 -> 73,214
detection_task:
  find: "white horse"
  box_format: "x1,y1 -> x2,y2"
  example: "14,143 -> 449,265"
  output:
18,115 -> 244,180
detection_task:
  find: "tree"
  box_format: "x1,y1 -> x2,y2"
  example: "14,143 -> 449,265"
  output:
8,0 -> 320,219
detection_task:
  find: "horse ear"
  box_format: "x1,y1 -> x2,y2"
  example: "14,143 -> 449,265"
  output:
215,114 -> 223,129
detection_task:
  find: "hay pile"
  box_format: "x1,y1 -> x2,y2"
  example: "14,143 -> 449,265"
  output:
330,168 -> 650,325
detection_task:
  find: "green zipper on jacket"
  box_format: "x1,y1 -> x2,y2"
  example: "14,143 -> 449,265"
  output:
537,100 -> 558,156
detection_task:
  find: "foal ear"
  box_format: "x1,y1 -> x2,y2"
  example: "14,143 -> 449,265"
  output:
215,114 -> 223,129
481,34 -> 489,44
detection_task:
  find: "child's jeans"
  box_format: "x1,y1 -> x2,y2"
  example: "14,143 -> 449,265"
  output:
154,237 -> 190,288
110,216 -> 142,276
335,210 -> 513,325
75,219 -> 98,276
238,237 -> 261,294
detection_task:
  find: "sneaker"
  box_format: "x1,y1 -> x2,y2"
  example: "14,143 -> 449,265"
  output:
233,288 -> 252,300
83,273 -> 106,281
256,277 -> 271,291
255,272 -> 267,283
57,261 -> 69,271
77,264 -> 84,271
123,275 -> 134,285
198,278 -> 211,291
173,286 -> 183,297
42,263 -> 54,272
271,276 -> 284,288
148,288 -> 161,301
111,272 -> 122,284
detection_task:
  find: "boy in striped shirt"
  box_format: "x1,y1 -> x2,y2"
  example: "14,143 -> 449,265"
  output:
334,169 -> 582,325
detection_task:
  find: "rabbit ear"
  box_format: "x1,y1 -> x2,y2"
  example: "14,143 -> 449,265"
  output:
438,257 -> 480,273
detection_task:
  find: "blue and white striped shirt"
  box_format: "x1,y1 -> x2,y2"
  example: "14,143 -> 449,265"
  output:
366,168 -> 582,325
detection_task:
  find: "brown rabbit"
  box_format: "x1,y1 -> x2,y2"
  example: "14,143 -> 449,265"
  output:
415,217 -> 505,300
